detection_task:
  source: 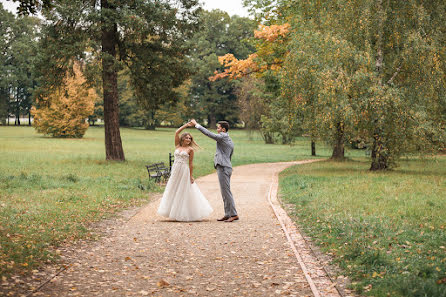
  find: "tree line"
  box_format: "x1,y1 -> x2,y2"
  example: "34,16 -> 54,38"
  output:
1,0 -> 444,170
0,5 -> 38,125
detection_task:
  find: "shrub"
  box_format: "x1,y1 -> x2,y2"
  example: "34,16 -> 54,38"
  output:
31,62 -> 97,138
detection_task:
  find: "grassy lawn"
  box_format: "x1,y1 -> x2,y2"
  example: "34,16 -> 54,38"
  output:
279,157 -> 446,297
0,125 -> 337,276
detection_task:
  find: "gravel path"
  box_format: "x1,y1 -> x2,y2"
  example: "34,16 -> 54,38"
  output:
26,161 -> 349,297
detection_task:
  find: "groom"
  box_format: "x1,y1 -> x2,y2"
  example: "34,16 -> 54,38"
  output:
189,119 -> 239,222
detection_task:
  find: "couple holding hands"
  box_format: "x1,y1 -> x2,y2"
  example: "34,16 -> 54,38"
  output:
157,119 -> 239,223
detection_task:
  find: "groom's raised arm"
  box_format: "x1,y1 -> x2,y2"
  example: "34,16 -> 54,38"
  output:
191,120 -> 223,141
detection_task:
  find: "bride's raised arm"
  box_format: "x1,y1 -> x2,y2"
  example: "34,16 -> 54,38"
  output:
174,122 -> 192,147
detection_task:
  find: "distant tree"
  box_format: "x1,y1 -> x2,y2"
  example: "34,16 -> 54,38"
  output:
88,96 -> 103,127
155,80 -> 193,127
188,9 -> 256,127
0,5 -> 13,125
116,71 -> 143,128
235,76 -> 275,142
282,30 -> 362,160
211,22 -> 297,144
0,4 -> 39,125
31,63 -> 96,137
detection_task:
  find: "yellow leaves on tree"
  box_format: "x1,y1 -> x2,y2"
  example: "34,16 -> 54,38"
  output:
31,63 -> 97,138
210,23 -> 291,81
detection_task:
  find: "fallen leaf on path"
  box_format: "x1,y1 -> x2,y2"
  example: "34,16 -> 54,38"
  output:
157,279 -> 170,288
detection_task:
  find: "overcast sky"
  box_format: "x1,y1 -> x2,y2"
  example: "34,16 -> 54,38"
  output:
201,0 -> 250,17
1,0 -> 250,17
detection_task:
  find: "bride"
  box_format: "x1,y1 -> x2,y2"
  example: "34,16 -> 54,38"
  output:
157,122 -> 213,221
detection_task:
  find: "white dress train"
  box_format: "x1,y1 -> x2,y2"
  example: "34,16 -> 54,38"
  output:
157,149 -> 213,221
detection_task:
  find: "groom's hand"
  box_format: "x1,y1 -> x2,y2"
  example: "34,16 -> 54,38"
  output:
190,119 -> 197,126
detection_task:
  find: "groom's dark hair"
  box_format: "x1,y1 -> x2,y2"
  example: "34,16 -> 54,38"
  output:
218,121 -> 229,132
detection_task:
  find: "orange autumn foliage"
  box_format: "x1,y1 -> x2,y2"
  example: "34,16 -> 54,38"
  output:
31,63 -> 97,138
209,53 -> 259,81
210,23 -> 291,81
254,23 -> 291,42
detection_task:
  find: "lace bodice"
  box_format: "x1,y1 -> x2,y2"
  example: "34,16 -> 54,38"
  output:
174,149 -> 189,165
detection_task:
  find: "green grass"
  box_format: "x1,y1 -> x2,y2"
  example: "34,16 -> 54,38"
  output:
0,125 -> 339,276
279,158 -> 446,297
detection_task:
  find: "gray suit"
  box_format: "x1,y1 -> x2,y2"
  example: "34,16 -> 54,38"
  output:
196,124 -> 237,217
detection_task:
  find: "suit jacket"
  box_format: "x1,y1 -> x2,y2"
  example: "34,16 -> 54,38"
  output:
196,124 -> 234,168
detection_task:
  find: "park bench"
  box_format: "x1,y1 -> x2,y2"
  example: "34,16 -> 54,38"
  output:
168,152 -> 174,171
145,153 -> 175,183
145,163 -> 164,183
155,162 -> 170,179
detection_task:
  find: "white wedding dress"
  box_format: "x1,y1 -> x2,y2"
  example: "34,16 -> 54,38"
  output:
157,149 -> 213,221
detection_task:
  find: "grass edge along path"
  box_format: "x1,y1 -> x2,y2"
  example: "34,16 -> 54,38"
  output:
279,157 -> 446,297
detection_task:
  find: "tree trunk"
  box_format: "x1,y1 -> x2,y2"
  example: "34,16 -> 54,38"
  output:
370,134 -> 388,170
311,139 -> 316,156
208,113 -> 216,129
15,92 -> 20,126
101,0 -> 125,161
7,89 -> 10,125
374,0 -> 386,78
144,110 -> 156,130
28,112 -> 31,126
369,0 -> 389,171
331,122 -> 345,160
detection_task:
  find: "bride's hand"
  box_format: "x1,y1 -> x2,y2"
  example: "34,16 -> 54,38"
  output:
190,176 -> 195,184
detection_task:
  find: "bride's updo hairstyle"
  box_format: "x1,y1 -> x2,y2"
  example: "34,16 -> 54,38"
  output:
180,132 -> 200,150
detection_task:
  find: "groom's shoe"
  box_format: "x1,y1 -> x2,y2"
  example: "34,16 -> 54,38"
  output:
224,215 -> 239,222
217,216 -> 229,221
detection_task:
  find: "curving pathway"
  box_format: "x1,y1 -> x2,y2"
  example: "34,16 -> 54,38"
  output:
30,161 -> 350,297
